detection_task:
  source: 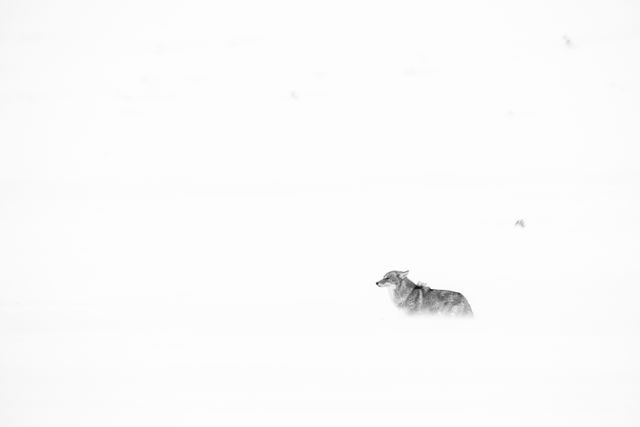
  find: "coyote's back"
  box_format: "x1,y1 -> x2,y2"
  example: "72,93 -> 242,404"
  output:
409,287 -> 473,316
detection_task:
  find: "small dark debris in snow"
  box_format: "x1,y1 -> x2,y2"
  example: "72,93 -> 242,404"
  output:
515,219 -> 525,228
563,36 -> 573,48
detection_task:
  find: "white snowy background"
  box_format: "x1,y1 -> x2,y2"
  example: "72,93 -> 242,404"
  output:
1,0 -> 639,425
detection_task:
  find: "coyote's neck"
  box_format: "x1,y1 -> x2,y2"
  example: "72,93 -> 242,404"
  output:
391,278 -> 419,306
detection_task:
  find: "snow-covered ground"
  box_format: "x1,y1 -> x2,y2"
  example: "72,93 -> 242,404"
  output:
2,0 -> 639,425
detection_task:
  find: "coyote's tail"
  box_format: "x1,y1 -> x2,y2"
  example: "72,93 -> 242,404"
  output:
463,298 -> 474,316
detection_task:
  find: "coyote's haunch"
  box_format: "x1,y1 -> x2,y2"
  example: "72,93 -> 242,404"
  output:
376,270 -> 473,317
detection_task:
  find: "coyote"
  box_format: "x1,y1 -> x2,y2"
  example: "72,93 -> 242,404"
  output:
376,270 -> 473,316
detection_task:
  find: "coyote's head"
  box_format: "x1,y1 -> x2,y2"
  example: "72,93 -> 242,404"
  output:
376,270 -> 409,287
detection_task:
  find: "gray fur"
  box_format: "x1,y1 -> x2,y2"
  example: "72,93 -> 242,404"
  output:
376,270 -> 473,317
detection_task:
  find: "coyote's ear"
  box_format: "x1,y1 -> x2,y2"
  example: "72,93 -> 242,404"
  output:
399,270 -> 409,279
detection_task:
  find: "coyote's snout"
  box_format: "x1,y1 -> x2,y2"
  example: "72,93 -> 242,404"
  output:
376,270 -> 473,317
